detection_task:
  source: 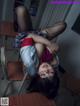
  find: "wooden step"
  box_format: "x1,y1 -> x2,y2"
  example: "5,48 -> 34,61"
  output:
9,93 -> 56,106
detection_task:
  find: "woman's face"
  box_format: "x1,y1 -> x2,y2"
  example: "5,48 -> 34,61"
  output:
38,63 -> 55,79
16,7 -> 27,31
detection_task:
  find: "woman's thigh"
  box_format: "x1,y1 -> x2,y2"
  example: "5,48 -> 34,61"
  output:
35,43 -> 45,58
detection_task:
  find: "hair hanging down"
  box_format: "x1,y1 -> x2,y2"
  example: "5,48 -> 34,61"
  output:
13,5 -> 33,32
28,72 -> 60,99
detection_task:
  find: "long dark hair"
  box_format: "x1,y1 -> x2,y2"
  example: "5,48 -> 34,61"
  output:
28,72 -> 60,99
13,5 -> 33,32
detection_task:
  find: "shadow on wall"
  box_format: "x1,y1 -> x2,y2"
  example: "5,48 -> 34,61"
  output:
57,28 -> 80,78
0,0 -> 4,20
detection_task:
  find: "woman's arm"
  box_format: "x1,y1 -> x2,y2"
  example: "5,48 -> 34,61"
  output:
31,34 -> 51,47
31,34 -> 59,53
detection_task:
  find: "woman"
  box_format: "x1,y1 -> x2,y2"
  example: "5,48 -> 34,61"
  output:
14,6 -> 60,78
13,5 -> 66,98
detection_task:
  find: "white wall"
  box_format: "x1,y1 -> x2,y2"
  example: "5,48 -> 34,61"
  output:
0,0 -> 5,21
39,0 -> 72,28
1,0 -> 15,21
57,4 -> 80,79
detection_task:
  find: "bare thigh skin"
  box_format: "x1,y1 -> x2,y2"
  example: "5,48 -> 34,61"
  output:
40,21 -> 67,40
35,43 -> 45,58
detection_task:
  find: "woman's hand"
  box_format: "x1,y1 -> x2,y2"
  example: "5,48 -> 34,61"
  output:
47,43 -> 59,54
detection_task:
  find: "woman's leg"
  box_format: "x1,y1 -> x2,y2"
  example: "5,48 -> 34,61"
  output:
34,21 -> 64,58
40,21 -> 67,40
35,43 -> 45,58
15,6 -> 67,39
